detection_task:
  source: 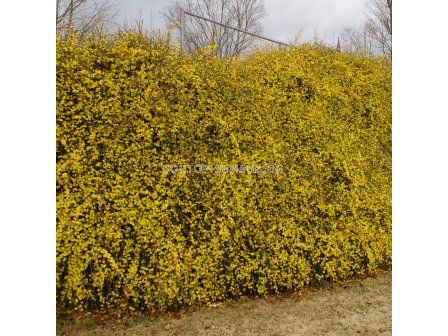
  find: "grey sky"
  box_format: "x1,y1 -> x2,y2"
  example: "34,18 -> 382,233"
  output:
113,0 -> 365,47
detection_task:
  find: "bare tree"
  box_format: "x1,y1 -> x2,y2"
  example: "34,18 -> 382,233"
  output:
160,0 -> 268,58
56,0 -> 122,40
364,0 -> 392,58
340,0 -> 392,60
340,22 -> 376,56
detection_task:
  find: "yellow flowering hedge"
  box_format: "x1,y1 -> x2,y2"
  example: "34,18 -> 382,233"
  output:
56,28 -> 391,313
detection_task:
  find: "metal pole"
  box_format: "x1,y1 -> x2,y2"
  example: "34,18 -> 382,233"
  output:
337,37 -> 340,54
183,10 -> 289,47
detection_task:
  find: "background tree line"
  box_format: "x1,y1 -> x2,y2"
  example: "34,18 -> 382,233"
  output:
56,0 -> 392,60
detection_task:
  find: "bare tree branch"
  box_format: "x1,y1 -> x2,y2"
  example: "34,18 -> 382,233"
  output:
160,0 -> 268,59
340,22 -> 376,56
340,0 -> 392,60
364,0 -> 392,58
56,0 -> 122,40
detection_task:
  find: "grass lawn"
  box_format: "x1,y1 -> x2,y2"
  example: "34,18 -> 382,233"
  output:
57,269 -> 391,336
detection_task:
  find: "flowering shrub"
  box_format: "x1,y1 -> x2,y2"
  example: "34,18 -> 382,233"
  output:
56,28 -> 391,313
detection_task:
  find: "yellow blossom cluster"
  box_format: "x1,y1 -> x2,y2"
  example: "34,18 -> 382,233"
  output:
57,28 -> 391,313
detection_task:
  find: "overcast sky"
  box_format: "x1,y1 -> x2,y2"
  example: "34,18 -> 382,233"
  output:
113,0 -> 365,47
